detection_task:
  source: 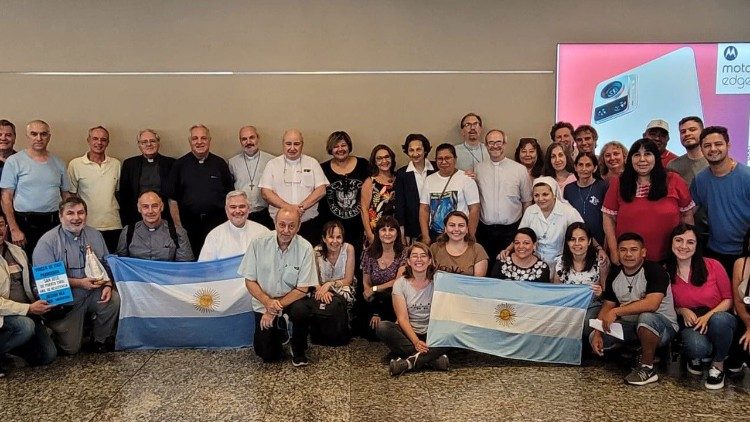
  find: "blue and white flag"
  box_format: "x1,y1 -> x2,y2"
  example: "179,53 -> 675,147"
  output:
107,255 -> 254,350
427,272 -> 592,365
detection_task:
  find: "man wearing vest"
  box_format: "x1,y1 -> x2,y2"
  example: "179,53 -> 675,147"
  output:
116,191 -> 193,261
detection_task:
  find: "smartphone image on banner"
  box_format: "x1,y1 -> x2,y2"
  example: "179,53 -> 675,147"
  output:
591,47 -> 704,153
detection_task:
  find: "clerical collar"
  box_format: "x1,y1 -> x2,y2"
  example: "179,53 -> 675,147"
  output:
244,152 -> 259,160
284,156 -> 302,165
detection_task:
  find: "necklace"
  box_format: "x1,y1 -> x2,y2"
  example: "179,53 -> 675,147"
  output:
463,143 -> 484,165
242,153 -> 260,190
577,181 -> 595,217
623,268 -> 641,293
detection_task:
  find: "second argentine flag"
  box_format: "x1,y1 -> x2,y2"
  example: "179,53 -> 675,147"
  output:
427,272 -> 592,365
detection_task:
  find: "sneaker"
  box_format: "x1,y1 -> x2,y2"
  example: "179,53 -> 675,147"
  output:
291,352 -> 309,367
381,351 -> 399,365
726,359 -> 746,379
389,358 -> 410,377
687,359 -> 703,375
705,366 -> 725,390
432,354 -> 450,371
276,314 -> 291,346
624,365 -> 659,386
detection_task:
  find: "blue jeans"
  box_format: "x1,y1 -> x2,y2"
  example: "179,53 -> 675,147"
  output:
602,312 -> 677,349
680,311 -> 736,362
0,315 -> 57,365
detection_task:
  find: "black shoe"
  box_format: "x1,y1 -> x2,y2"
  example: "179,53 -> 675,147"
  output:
292,352 -> 309,367
381,351 -> 399,365
687,359 -> 703,375
92,341 -> 109,354
705,366 -> 725,390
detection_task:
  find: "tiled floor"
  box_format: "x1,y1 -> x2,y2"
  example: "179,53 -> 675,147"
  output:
1,339 -> 749,422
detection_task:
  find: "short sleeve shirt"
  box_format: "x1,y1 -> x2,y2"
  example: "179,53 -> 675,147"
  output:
392,276 -> 434,335
238,232 -> 319,313
68,154 -> 122,230
259,155 -> 329,222
0,150 -> 70,213
228,151 -> 274,213
430,242 -> 488,276
420,170 -> 479,233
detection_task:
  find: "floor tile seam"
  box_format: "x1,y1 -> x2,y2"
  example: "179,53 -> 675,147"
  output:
86,350 -> 158,422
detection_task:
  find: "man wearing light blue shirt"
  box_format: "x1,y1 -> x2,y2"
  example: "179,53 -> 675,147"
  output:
0,120 -> 71,258
238,206 -> 317,366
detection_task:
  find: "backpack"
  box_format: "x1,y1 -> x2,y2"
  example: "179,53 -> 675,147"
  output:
125,221 -> 180,260
309,294 -> 351,346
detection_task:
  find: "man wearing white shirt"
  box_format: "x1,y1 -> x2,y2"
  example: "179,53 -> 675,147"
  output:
199,190 -> 270,261
454,113 -> 488,172
419,143 -> 480,243
474,129 -> 532,267
259,129 -> 329,243
227,126 -> 274,230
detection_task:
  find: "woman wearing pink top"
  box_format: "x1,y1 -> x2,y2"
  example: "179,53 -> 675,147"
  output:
665,224 -> 735,389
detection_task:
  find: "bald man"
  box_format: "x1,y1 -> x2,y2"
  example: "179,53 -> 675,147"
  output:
239,206 -> 317,366
227,125 -> 275,229
259,129 -> 328,243
0,120 -> 71,257
116,191 -> 193,261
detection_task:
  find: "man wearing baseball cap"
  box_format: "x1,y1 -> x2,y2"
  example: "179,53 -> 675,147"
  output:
644,119 -> 679,167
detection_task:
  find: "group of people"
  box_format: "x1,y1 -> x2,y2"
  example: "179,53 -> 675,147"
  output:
0,113 -> 749,389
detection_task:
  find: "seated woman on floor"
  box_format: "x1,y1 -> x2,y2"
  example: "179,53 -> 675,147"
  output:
311,220 -> 356,346
376,242 -> 449,376
666,223 -> 735,389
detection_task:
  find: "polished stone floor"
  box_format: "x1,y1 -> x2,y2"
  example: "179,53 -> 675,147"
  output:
1,338 -> 749,422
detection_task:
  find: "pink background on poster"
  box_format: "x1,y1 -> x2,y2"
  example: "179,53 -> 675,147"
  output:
556,43 -> 749,162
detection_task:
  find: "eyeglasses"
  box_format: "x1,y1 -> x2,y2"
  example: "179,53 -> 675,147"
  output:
486,141 -> 506,147
138,139 -> 158,145
462,122 -> 481,128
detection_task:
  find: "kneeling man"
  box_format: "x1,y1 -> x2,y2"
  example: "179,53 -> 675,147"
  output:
198,190 -> 270,261
33,197 -> 120,354
238,206 -> 316,366
591,232 -> 678,385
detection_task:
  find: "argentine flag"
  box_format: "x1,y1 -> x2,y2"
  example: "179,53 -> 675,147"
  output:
107,255 -> 254,350
427,272 -> 592,365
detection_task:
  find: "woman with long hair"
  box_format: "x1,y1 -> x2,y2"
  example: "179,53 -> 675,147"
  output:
514,137 -> 544,180
666,224 -> 735,389
730,229 -> 750,379
603,139 -> 695,264
360,216 -> 406,338
563,152 -> 609,246
376,242 -> 449,376
361,145 -> 397,245
430,211 -> 488,276
319,131 -> 369,247
598,141 -> 628,183
542,142 -> 577,190
492,227 -> 550,282
553,222 -> 609,340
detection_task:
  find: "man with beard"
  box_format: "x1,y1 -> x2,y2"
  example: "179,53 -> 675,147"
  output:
227,126 -> 274,229
454,113 -> 487,172
667,117 -> 708,185
690,126 -> 750,275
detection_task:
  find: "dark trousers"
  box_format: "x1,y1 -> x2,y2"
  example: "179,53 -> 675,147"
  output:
705,248 -> 741,281
249,208 -> 275,231
100,229 -> 122,254
728,314 -> 750,368
376,321 -> 448,368
477,220 -> 520,270
182,211 -> 227,257
15,212 -> 59,261
253,297 -> 313,362
298,215 -> 322,246
359,291 -> 396,340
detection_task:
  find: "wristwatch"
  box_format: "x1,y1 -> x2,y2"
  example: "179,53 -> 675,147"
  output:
372,285 -> 378,292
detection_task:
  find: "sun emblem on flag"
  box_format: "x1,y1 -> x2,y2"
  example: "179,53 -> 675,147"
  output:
193,288 -> 221,313
494,303 -> 517,326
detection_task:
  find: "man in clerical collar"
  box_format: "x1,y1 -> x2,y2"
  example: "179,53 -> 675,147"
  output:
591,232 -> 678,386
259,129 -> 329,243
32,197 -> 119,355
454,112 -> 487,172
0,120 -> 17,178
239,206 -> 317,366
119,129 -> 175,227
227,125 -> 275,229
167,124 -> 233,257
199,190 -> 270,261
116,190 -> 193,261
